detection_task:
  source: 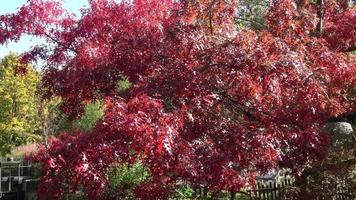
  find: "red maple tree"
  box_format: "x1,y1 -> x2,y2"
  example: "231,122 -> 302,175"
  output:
1,0 -> 355,199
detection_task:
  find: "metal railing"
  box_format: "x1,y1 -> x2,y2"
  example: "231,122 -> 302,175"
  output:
0,159 -> 34,199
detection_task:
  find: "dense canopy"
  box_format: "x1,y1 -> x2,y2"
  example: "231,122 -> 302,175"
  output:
0,0 -> 355,199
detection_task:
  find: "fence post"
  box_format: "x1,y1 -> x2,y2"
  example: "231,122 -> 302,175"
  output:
257,182 -> 261,200
262,183 -> 266,200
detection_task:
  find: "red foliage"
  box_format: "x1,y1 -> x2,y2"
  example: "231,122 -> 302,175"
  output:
323,6 -> 356,51
2,0 -> 355,199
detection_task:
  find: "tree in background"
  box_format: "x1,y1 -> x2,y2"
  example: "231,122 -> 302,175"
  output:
0,54 -> 104,157
0,0 -> 355,199
0,54 -> 41,156
73,101 -> 105,132
236,0 -> 269,30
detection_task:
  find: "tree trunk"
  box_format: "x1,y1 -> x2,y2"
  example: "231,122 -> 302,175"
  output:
316,0 -> 324,36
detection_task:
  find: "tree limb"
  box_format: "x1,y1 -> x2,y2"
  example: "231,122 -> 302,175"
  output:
316,0 -> 324,37
344,46 -> 356,52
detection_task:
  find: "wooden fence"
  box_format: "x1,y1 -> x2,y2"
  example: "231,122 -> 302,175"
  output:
252,179 -> 292,200
247,178 -> 355,200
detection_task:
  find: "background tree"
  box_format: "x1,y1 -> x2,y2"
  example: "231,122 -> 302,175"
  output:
0,54 -> 41,156
236,0 -> 269,30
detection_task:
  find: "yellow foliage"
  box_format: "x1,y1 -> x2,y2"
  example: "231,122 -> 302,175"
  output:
0,54 -> 41,156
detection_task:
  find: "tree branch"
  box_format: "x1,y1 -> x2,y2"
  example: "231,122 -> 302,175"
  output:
207,0 -> 217,34
342,158 -> 356,165
235,17 -> 267,29
43,32 -> 77,53
316,0 -> 324,37
344,46 -> 356,52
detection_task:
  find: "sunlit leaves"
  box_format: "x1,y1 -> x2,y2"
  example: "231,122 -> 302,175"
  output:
0,0 -> 355,199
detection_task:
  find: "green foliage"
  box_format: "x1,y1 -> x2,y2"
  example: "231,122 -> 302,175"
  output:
116,76 -> 132,94
39,99 -> 105,136
104,162 -> 149,199
66,162 -> 149,200
236,0 -> 268,30
73,101 -> 104,132
175,185 -> 195,199
0,54 -> 41,156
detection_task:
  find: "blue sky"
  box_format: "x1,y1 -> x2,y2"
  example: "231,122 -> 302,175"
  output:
0,0 -> 88,58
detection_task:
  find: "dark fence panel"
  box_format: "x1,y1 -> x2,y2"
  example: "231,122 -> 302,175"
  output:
0,160 -> 37,200
247,176 -> 355,200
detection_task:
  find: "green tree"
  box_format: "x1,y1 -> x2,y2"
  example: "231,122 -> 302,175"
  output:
0,54 -> 41,156
73,101 -> 105,132
236,0 -> 269,30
